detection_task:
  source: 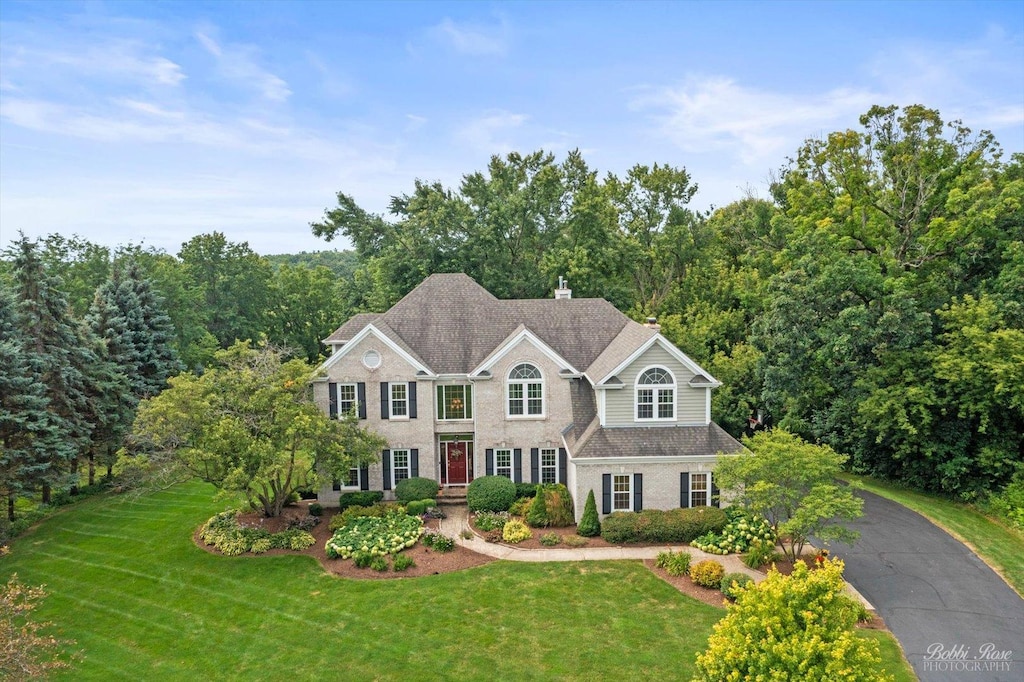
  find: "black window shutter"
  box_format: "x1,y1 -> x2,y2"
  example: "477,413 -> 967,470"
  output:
531,448 -> 539,482
328,382 -> 338,419
602,474 -> 612,514
485,449 -> 494,476
408,382 -> 417,419
711,476 -> 720,508
680,472 -> 690,508
513,449 -> 522,483
380,382 -> 389,419
360,466 -> 369,491
633,473 -> 643,512
558,448 -> 567,485
357,383 -> 367,419
382,449 -> 391,490
410,449 -> 419,478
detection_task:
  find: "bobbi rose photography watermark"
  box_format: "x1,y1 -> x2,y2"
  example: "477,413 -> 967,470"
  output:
923,643 -> 1014,673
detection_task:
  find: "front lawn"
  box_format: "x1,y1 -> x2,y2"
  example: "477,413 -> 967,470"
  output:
843,474 -> 1024,597
1,481 -> 912,680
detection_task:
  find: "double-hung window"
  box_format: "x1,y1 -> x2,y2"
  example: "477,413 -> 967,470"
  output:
635,366 -> 676,421
690,472 -> 709,507
390,383 -> 408,418
495,449 -> 513,479
338,384 -> 357,415
540,448 -> 558,484
612,474 -> 631,512
437,385 -> 473,420
332,467 -> 361,491
508,363 -> 543,417
391,450 -> 410,487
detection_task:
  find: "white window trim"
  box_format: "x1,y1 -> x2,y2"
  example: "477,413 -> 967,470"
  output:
338,383 -> 358,416
507,362 -> 545,419
612,473 -> 632,512
540,447 -> 559,484
690,472 -> 709,508
495,448 -> 513,479
391,449 -> 411,488
634,365 -> 677,422
390,382 -> 409,421
334,467 -> 362,491
437,384 -> 473,421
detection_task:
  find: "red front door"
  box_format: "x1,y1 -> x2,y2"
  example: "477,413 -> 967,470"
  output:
446,441 -> 469,485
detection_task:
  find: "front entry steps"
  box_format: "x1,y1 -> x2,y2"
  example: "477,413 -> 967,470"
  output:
437,486 -> 468,506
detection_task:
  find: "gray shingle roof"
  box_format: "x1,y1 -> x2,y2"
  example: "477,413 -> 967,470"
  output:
572,423 -> 745,459
324,273 -> 637,375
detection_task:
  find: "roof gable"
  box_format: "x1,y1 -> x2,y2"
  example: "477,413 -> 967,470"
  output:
471,325 -> 581,376
318,323 -> 434,376
596,334 -> 719,388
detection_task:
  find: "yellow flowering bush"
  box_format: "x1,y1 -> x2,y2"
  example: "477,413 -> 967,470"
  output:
692,558 -> 891,682
502,519 -> 532,544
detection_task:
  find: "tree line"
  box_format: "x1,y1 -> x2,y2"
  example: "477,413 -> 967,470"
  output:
2,103 -> 1021,524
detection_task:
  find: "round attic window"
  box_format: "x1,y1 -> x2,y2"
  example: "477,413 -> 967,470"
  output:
362,350 -> 382,369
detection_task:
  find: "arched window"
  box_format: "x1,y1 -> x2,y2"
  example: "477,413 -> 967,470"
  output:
635,366 -> 675,421
508,363 -> 543,417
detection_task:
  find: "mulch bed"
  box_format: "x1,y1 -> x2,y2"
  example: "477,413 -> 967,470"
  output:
194,502 -> 494,580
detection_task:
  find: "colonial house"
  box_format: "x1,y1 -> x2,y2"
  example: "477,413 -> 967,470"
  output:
313,273 -> 744,520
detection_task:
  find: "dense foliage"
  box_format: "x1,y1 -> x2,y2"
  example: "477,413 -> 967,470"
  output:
693,559 -> 890,682
526,483 -> 575,528
690,507 -> 776,555
324,509 -> 422,561
394,476 -> 440,503
466,475 -> 517,512
577,490 -> 601,537
601,507 -> 727,544
199,510 -> 316,556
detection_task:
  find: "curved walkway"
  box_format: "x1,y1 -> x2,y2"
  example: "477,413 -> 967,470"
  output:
834,489 -> 1024,682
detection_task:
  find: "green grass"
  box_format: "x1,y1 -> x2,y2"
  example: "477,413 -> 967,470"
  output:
862,630 -> 917,682
2,481 -> 911,681
844,474 -> 1024,598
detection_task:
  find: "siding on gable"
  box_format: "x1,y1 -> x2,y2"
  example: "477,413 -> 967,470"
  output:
603,342 -> 706,426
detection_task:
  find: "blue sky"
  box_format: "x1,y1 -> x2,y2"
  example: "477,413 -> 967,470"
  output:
2,1 -> 1022,255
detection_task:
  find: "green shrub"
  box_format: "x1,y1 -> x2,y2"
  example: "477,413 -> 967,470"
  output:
406,500 -> 427,516
393,554 -> 415,571
601,507 -> 727,544
694,559 -> 889,681
370,555 -> 389,572
577,489 -> 601,537
526,485 -> 548,527
324,510 -> 422,561
515,482 -> 538,499
509,496 -> 532,517
395,476 -> 439,503
720,572 -> 754,599
251,538 -> 272,554
285,491 -> 300,506
692,507 -> 776,555
655,550 -> 692,576
330,502 -> 400,531
742,539 -> 781,569
563,535 -> 589,548
338,491 -> 383,511
308,502 -> 323,517
540,532 -> 561,546
526,484 -> 575,528
353,553 -> 372,568
502,519 -> 532,543
422,531 -> 455,552
473,510 -> 510,532
467,475 -> 516,512
199,511 -> 314,555
690,560 -> 725,588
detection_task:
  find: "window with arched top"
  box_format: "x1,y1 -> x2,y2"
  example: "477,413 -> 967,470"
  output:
635,366 -> 676,421
507,363 -> 543,417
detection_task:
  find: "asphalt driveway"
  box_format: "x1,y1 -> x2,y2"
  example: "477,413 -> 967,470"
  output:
833,489 -> 1023,682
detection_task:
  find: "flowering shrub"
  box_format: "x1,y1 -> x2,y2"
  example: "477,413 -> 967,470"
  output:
422,531 -> 455,552
690,559 -> 725,588
690,508 -> 775,555
502,519 -> 532,543
473,510 -> 510,532
324,510 -> 422,562
694,559 -> 889,681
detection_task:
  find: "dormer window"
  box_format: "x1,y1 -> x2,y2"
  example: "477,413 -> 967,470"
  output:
635,366 -> 675,421
508,363 -> 543,418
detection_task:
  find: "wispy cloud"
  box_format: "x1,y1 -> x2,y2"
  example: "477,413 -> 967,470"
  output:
430,17 -> 509,57
194,26 -> 291,102
455,110 -> 528,154
631,76 -> 878,165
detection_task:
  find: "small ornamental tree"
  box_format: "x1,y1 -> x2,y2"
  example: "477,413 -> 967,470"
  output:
1,574 -> 75,679
693,558 -> 890,682
577,490 -> 601,537
714,429 -> 863,560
